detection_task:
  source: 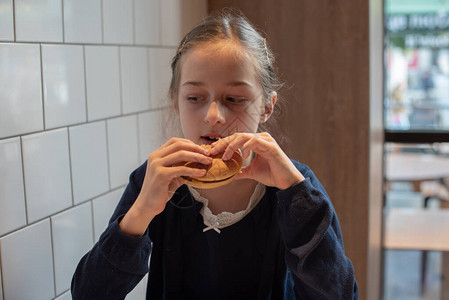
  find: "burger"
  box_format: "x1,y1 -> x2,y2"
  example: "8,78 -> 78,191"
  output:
179,145 -> 243,189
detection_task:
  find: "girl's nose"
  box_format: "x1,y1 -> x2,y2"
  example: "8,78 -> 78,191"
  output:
204,100 -> 225,125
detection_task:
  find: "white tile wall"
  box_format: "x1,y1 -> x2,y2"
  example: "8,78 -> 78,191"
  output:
85,46 -> 121,121
159,0 -> 206,47
134,0 -> 160,45
52,202 -> 94,295
22,128 -> 73,223
160,0 -> 183,46
92,188 -> 125,241
69,121 -> 109,204
42,44 -> 87,129
0,43 -> 43,138
138,110 -> 164,163
0,138 -> 27,236
149,48 -> 174,108
0,219 -> 55,300
15,0 -> 63,42
107,115 -> 139,188
103,0 -> 134,45
0,1 -> 207,299
0,0 -> 13,41
55,291 -> 71,300
63,0 -> 102,44
161,0 -> 207,47
120,47 -> 151,114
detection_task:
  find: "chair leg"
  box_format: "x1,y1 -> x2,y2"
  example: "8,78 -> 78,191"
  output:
420,196 -> 432,295
424,196 -> 432,208
421,250 -> 428,295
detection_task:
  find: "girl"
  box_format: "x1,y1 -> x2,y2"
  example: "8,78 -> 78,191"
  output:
72,10 -> 358,300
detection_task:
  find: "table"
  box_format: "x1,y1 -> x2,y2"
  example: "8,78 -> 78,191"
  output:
384,152 -> 449,202
384,208 -> 449,251
385,152 -> 449,183
384,208 -> 449,299
384,152 -> 449,299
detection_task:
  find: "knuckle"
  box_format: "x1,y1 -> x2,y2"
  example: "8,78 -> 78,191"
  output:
260,132 -> 273,141
147,157 -> 157,167
245,133 -> 255,139
179,150 -> 189,157
148,152 -> 155,161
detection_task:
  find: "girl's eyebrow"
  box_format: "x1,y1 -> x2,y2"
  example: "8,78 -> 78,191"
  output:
228,81 -> 254,87
182,81 -> 203,87
181,80 -> 254,87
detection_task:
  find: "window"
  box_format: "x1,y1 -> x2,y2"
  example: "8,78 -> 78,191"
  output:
385,0 -> 449,135
383,2 -> 449,299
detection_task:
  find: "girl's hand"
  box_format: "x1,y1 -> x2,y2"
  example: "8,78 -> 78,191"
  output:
120,138 -> 212,236
139,137 -> 212,214
209,132 -> 305,190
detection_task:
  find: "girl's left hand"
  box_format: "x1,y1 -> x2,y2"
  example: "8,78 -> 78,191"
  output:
209,132 -> 305,190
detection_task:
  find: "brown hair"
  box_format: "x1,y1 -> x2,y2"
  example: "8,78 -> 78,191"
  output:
165,9 -> 286,144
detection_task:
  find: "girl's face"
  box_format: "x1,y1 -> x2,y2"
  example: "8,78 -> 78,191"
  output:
176,42 -> 271,145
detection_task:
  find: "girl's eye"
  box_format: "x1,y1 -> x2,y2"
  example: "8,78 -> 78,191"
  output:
187,96 -> 203,102
226,97 -> 246,103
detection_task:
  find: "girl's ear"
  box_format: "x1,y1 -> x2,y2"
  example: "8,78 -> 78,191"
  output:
260,91 -> 277,123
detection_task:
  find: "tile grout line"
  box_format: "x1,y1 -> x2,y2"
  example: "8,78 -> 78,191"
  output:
82,46 -> 89,122
90,201 -> 96,245
132,0 -> 136,45
0,40 -> 174,48
39,44 -> 47,131
0,106 -> 168,141
105,121 -> 112,191
118,47 -> 124,115
19,137 -> 29,225
100,0 -> 104,44
61,0 -> 65,43
0,184 -> 127,239
66,127 -> 75,206
158,0 -> 162,45
12,0 -> 16,42
147,47 -> 153,111
48,217 -> 57,298
136,114 -> 141,163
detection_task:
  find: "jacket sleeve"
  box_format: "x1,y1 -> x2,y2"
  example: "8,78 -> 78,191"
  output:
71,162 -> 152,300
276,162 -> 359,300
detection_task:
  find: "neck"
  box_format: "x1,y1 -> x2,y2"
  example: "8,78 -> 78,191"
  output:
196,179 -> 258,215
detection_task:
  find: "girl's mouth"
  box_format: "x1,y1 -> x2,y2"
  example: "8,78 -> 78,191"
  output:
201,135 -> 222,144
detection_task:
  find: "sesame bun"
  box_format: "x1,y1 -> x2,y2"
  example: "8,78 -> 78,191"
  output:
180,145 -> 243,189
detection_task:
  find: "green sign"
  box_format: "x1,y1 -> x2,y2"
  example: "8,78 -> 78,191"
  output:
386,0 -> 449,14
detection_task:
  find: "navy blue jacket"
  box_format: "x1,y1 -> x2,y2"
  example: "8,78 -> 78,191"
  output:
71,160 -> 358,299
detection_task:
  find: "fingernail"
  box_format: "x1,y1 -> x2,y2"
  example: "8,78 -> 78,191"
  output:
222,151 -> 230,161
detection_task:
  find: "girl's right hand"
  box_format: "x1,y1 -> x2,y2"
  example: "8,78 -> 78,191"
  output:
119,138 -> 212,236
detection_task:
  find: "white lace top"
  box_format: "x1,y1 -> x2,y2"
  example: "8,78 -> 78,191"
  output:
187,183 -> 266,233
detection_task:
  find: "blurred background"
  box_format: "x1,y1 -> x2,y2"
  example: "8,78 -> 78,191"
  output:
1,0 -> 449,300
383,0 -> 449,299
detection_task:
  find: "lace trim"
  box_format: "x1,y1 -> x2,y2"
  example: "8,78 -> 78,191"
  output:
187,183 -> 266,233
